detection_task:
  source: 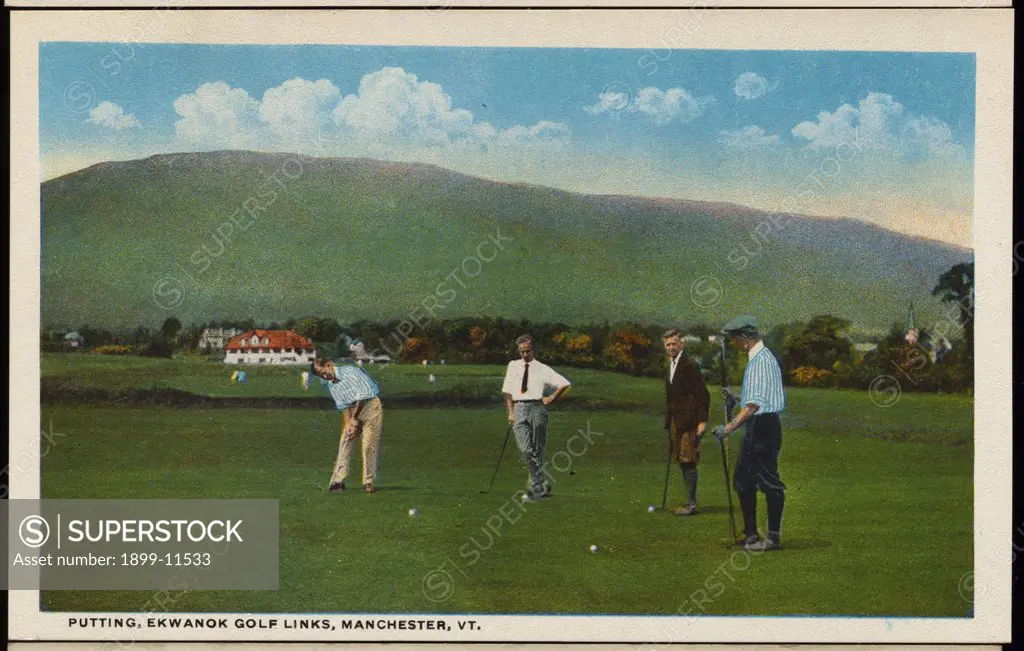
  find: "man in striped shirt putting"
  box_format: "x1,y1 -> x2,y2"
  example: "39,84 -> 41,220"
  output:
713,316 -> 786,552
308,358 -> 384,495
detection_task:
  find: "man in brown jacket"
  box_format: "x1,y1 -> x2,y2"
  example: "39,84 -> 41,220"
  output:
662,329 -> 710,516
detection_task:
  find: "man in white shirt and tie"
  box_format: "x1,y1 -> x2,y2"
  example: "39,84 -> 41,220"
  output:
501,334 -> 572,502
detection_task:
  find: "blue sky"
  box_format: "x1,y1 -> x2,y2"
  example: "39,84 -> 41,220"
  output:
39,43 -> 976,246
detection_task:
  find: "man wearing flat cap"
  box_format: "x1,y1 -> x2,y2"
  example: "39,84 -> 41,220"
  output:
713,315 -> 787,551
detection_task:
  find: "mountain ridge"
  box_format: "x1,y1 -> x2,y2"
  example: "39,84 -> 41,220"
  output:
41,151 -> 971,335
50,150 -> 969,253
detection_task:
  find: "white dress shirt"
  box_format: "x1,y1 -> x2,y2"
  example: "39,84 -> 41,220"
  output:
502,359 -> 571,401
669,353 -> 682,381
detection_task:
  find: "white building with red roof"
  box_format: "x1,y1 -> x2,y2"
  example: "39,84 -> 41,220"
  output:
223,330 -> 316,365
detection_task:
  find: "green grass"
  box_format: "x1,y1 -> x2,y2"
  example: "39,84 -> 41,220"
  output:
40,354 -> 973,616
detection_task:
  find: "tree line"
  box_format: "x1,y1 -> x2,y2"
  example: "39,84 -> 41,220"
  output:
41,264 -> 974,394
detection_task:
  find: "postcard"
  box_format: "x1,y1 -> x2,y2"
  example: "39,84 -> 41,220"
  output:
8,7 -> 1013,645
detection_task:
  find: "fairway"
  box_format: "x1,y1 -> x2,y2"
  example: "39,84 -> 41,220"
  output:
40,355 -> 973,617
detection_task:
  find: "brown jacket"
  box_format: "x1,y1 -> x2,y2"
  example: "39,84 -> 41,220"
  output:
665,354 -> 710,433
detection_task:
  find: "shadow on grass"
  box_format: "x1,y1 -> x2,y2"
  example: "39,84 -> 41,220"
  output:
778,538 -> 833,550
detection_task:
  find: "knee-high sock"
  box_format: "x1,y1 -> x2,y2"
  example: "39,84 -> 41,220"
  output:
737,486 -> 758,537
680,463 -> 699,506
765,489 -> 784,541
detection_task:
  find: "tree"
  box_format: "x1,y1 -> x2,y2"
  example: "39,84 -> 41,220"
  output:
765,321 -> 805,356
551,330 -> 596,366
295,316 -> 320,340
77,325 -> 114,347
932,262 -> 974,359
401,336 -> 433,362
318,318 -> 343,344
161,317 -> 182,341
782,315 -> 854,373
139,334 -> 175,358
129,325 -> 153,346
602,325 -> 653,375
176,325 -> 202,351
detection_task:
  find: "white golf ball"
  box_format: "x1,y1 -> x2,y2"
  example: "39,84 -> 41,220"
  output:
408,507 -> 419,517
589,544 -> 599,553
647,505 -> 656,513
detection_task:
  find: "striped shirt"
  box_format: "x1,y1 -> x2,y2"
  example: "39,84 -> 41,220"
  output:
741,341 -> 785,414
321,364 -> 380,411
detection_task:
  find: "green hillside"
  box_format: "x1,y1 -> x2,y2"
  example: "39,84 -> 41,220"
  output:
41,151 -> 970,334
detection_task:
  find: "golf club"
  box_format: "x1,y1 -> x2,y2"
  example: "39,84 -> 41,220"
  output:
718,336 -> 740,544
480,423 -> 514,494
660,427 -> 672,511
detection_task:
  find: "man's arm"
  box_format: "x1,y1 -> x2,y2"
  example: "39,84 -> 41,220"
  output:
724,402 -> 759,434
348,399 -> 364,422
714,355 -> 769,439
341,407 -> 356,439
683,360 -> 710,437
541,367 -> 571,406
542,384 -> 570,406
502,393 -> 514,424
501,362 -> 517,423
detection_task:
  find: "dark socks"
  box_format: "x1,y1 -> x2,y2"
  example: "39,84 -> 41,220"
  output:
765,489 -> 784,542
738,487 -> 757,537
680,463 -> 698,506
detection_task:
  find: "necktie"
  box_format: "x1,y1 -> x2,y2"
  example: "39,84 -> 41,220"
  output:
520,362 -> 530,394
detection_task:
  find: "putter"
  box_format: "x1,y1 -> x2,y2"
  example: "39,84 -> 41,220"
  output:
660,428 -> 672,511
718,337 -> 740,544
480,423 -> 514,494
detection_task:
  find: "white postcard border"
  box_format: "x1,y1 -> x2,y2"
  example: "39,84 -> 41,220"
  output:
9,8 -> 1013,644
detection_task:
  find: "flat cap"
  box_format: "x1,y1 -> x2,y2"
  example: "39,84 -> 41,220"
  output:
721,315 -> 759,335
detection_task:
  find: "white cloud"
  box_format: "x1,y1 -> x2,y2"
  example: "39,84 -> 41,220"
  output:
791,92 -> 966,161
733,72 -> 776,100
171,69 -> 567,154
584,91 -> 630,115
901,114 -> 965,159
333,67 -> 482,146
718,125 -> 781,149
259,78 -> 341,144
498,120 -> 570,143
586,86 -> 714,125
173,82 -> 261,147
635,88 -> 714,125
86,101 -> 140,130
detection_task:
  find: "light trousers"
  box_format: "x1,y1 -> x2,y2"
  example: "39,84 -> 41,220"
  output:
330,397 -> 383,485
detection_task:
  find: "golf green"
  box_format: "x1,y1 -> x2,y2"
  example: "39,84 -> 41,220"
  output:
39,355 -> 973,616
